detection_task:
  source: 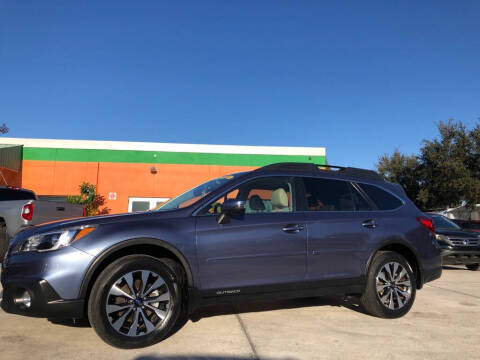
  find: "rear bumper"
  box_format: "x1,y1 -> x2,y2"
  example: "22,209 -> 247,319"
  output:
1,277 -> 85,319
441,248 -> 480,265
423,266 -> 442,284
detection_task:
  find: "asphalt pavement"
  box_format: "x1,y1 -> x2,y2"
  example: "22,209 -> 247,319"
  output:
1,266 -> 479,360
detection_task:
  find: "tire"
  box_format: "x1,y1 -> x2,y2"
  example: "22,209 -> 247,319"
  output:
466,264 -> 480,271
88,255 -> 184,348
360,251 -> 416,318
0,222 -> 9,263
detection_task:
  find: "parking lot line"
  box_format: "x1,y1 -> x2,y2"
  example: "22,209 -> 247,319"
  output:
235,313 -> 259,360
425,283 -> 480,299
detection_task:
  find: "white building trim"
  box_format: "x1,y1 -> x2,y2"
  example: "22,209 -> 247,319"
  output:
0,137 -> 326,156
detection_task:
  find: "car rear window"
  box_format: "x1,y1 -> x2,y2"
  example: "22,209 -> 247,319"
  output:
357,183 -> 403,210
0,188 -> 36,201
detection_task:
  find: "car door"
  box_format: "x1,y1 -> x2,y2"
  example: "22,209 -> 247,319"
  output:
301,176 -> 377,281
195,176 -> 307,293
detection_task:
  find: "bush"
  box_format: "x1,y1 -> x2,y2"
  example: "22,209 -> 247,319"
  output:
67,182 -> 110,216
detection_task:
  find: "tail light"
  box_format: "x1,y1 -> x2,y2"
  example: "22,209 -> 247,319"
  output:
417,216 -> 435,233
22,203 -> 34,221
82,207 -> 86,217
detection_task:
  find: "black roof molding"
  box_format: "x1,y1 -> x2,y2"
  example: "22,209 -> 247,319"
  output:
258,162 -> 319,172
256,162 -> 383,181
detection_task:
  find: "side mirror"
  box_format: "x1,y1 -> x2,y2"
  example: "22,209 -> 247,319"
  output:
217,199 -> 246,224
222,199 -> 246,214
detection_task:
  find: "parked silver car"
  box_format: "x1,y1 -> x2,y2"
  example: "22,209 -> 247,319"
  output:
0,186 -> 84,260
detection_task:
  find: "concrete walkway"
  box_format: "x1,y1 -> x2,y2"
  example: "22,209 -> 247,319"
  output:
1,266 -> 479,359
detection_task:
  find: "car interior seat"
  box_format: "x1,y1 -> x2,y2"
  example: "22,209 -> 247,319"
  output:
246,195 -> 266,213
271,188 -> 289,212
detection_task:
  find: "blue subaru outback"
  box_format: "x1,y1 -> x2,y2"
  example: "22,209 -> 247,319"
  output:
1,163 -> 442,348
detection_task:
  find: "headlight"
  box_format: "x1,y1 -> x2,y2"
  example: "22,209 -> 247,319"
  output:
434,233 -> 452,245
19,226 -> 96,252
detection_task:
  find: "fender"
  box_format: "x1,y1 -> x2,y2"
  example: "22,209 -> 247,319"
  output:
78,237 -> 194,299
364,239 -> 423,285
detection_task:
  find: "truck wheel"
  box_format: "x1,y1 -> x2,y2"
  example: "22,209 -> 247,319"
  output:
360,251 -> 416,318
0,222 -> 8,262
466,264 -> 480,271
88,255 -> 184,348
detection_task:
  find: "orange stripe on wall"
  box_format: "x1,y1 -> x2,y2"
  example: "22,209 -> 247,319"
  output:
22,160 -> 99,195
22,160 -> 256,213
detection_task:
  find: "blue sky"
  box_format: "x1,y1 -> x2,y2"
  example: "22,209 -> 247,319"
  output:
1,1 -> 479,169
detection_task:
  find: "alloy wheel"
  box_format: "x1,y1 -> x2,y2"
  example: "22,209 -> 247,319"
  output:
375,261 -> 412,310
106,270 -> 172,337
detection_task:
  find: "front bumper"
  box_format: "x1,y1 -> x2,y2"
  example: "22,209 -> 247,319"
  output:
1,244 -> 94,318
440,246 -> 480,265
1,278 -> 84,318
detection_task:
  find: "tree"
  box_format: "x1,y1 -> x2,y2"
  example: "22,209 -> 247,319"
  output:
416,120 -> 479,209
377,119 -> 480,210
0,124 -> 8,134
67,182 -> 110,216
377,149 -> 421,204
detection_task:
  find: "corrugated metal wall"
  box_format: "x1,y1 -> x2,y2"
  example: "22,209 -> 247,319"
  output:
0,145 -> 23,171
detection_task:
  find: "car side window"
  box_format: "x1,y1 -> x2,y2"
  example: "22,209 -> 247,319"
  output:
351,186 -> 373,211
201,189 -> 239,215
357,183 -> 403,210
302,177 -> 355,211
198,176 -> 295,215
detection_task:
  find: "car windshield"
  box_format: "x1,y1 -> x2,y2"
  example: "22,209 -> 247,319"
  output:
431,215 -> 461,230
156,174 -> 242,210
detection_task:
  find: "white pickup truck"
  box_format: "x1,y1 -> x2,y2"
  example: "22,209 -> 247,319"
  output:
0,186 -> 84,260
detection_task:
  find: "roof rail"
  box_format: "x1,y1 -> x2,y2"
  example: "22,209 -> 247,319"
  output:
256,162 -> 383,181
258,162 -> 319,172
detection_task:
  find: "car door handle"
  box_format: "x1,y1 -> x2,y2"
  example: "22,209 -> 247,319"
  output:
282,224 -> 305,233
362,219 -> 377,229
56,206 -> 65,211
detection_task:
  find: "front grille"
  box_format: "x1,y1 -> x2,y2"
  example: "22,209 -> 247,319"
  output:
450,238 -> 480,247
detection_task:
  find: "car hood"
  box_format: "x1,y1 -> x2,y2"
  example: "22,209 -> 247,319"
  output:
435,228 -> 480,238
12,208 -> 189,242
